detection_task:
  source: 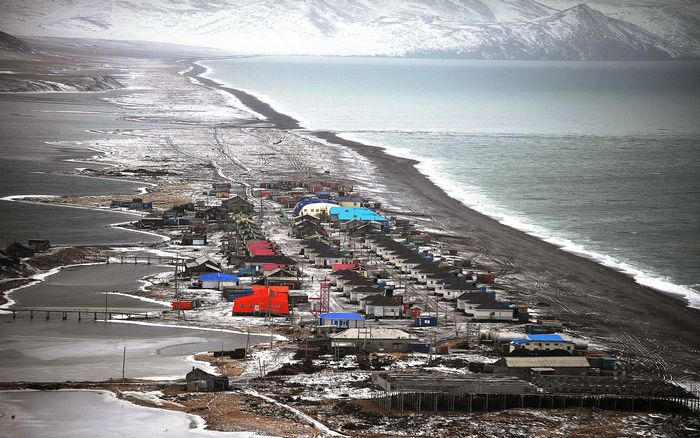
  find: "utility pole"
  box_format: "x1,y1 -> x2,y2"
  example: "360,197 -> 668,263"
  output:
246,329 -> 251,359
268,288 -> 273,348
174,258 -> 180,316
122,346 -> 126,381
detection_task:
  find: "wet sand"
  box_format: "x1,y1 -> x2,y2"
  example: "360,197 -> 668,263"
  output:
184,63 -> 700,379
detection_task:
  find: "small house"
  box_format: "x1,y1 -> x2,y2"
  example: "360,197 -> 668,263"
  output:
336,196 -> 362,208
222,196 -> 254,214
184,255 -> 222,277
186,367 -> 229,392
349,285 -> 383,303
181,233 -> 207,246
261,268 -> 303,289
473,301 -> 515,321
364,295 -> 403,318
139,215 -> 163,229
5,242 -> 34,259
329,327 -> 417,353
26,239 -> 50,252
319,312 -> 365,329
493,357 -> 591,379
199,273 -> 239,290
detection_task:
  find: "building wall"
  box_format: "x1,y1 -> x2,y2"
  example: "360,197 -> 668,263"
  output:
299,203 -> 336,218
369,305 -> 402,318
512,341 -> 574,353
473,309 -> 513,320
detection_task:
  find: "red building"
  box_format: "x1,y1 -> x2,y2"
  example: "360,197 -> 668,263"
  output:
232,285 -> 289,316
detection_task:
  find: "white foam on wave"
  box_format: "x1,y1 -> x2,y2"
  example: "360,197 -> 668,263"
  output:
339,132 -> 700,310
196,62 -> 700,311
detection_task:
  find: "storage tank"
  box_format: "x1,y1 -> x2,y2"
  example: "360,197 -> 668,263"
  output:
491,331 -> 524,345
570,338 -> 589,350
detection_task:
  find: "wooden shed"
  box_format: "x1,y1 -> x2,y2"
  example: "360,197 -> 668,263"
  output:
186,367 -> 229,392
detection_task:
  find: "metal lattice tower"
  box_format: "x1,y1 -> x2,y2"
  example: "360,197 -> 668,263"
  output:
318,280 -> 331,314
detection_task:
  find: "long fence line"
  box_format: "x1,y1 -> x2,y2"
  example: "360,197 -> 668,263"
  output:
373,391 -> 699,415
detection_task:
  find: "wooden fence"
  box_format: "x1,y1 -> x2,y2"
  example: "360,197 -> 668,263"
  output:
373,391 -> 699,414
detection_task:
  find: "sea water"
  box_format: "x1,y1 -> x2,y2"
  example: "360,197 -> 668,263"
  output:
201,57 -> 700,308
0,93 -> 161,246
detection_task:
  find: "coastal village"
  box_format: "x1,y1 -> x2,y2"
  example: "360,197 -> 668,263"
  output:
0,35 -> 698,436
5,169 -> 695,436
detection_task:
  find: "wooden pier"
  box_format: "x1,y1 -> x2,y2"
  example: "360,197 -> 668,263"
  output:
8,306 -> 164,321
107,255 -> 180,265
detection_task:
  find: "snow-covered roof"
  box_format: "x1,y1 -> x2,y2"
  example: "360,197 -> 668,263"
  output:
330,328 -> 416,340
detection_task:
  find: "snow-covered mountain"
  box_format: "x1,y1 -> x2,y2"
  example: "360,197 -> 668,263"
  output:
0,30 -> 36,54
0,1 -> 696,59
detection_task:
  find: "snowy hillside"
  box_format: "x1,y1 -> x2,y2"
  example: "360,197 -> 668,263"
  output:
0,0 -> 696,59
539,0 -> 700,55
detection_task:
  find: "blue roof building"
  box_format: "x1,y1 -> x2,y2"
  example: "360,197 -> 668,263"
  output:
319,312 -> 365,329
200,273 -> 239,282
329,207 -> 388,222
200,273 -> 239,290
510,333 -> 575,353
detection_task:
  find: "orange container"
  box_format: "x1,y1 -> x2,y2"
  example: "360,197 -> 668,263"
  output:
172,300 -> 193,310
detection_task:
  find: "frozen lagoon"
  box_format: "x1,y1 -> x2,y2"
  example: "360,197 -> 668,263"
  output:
0,390 -> 275,437
0,316 -> 264,381
7,263 -> 171,309
0,264 -> 266,381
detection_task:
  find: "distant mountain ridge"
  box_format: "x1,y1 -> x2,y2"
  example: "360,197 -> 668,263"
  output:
0,30 -> 36,54
0,1 -> 697,60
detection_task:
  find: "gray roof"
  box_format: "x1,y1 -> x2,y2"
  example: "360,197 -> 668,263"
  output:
500,357 -> 590,368
365,295 -> 402,306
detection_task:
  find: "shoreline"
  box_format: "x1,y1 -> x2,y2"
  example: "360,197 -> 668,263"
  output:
183,59 -> 694,305
184,58 -> 699,309
184,58 -> 700,377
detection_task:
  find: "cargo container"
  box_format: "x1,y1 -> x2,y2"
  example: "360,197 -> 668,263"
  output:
414,315 -> 437,327
172,300 -> 194,310
602,357 -> 616,370
407,342 -> 430,353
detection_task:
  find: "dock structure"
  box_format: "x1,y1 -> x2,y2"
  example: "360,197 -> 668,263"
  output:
8,306 -> 164,321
